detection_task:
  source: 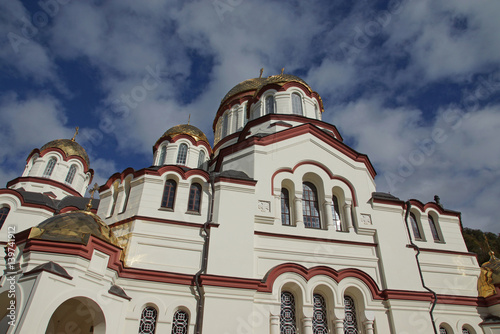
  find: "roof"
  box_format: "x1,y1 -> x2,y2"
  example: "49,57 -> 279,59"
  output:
221,74 -> 312,106
162,124 -> 209,144
15,189 -> 99,212
40,138 -> 90,166
29,210 -> 119,246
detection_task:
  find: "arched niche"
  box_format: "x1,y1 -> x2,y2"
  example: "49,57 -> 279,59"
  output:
45,296 -> 105,334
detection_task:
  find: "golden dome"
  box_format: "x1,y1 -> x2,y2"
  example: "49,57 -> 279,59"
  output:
163,124 -> 209,144
221,74 -> 312,106
29,210 -> 119,247
478,251 -> 500,298
40,139 -> 90,166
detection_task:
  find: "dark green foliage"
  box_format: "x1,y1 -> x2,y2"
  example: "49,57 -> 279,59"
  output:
462,228 -> 500,265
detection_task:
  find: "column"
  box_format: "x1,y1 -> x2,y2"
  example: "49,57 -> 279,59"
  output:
270,314 -> 280,334
333,319 -> 344,334
294,194 -> 303,226
274,194 -> 281,224
343,201 -> 353,232
363,319 -> 375,334
324,197 -> 333,229
303,317 -> 313,334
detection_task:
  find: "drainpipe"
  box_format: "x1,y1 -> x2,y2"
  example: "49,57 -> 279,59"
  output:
194,173 -> 217,334
404,201 -> 438,334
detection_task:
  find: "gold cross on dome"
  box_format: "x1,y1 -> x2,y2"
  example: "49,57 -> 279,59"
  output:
86,183 -> 99,211
259,68 -> 264,78
281,67 -> 285,75
71,126 -> 79,142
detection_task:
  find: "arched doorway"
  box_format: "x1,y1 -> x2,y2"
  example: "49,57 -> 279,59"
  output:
0,291 -> 15,333
45,297 -> 105,334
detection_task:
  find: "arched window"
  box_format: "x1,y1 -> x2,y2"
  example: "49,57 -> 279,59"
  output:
171,310 -> 189,334
439,327 -> 448,334
410,213 -> 422,240
109,183 -> 119,217
281,188 -> 291,226
187,183 -> 202,212
313,294 -> 328,333
428,215 -> 440,241
332,195 -> 342,231
280,291 -> 297,334
161,180 -> 177,209
234,109 -> 240,130
266,95 -> 275,114
292,93 -> 303,115
65,165 -> 77,184
198,150 -> 205,168
158,146 -> 167,166
343,295 -> 358,334
120,179 -> 132,213
462,328 -> 471,334
139,306 -> 158,334
303,182 -> 320,228
0,207 -> 10,229
43,158 -> 57,177
222,113 -> 229,137
176,144 -> 188,165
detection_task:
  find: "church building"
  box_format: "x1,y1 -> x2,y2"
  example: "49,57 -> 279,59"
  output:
0,73 -> 499,333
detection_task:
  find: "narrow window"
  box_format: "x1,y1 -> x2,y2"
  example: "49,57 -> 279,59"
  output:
343,296 -> 358,334
439,327 -> 448,334
109,185 -> 119,217
332,195 -> 342,231
303,182 -> 320,228
428,215 -> 440,241
234,109 -> 240,130
315,104 -> 320,119
0,207 -> 10,229
280,291 -> 297,334
158,146 -> 166,166
176,144 -> 188,165
43,158 -> 57,177
410,213 -> 422,240
171,310 -> 189,334
198,150 -> 205,168
313,294 -> 328,333
187,183 -> 202,212
161,180 -> 177,210
222,113 -> 229,137
266,95 -> 275,114
139,306 -> 158,334
281,188 -> 291,226
292,93 -> 303,115
65,164 -> 77,184
121,180 -> 131,213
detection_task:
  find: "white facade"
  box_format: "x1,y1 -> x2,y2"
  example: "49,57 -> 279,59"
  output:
0,74 -> 498,334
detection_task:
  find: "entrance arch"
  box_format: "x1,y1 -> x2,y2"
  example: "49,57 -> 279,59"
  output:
45,297 -> 105,334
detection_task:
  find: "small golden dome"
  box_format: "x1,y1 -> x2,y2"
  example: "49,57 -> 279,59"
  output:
29,210 -> 119,247
163,124 -> 209,144
40,139 -> 90,166
478,251 -> 500,298
221,74 -> 312,106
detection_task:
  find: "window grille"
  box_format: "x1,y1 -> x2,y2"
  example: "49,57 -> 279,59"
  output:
439,327 -> 448,334
198,151 -> 205,168
139,306 -> 158,334
280,291 -> 297,334
43,158 -> 57,177
176,144 -> 188,165
410,213 -> 422,240
161,180 -> 177,209
171,310 -> 189,334
281,188 -> 291,225
292,93 -> 303,115
159,146 -> 166,166
266,95 -> 275,114
428,216 -> 440,241
462,328 -> 471,334
332,195 -> 342,231
313,294 -> 328,334
302,182 -> 320,228
343,295 -> 358,334
0,207 -> 10,229
65,165 -> 77,184
187,183 -> 202,212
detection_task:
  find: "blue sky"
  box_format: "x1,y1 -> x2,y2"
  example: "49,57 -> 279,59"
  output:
1,0 -> 499,232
